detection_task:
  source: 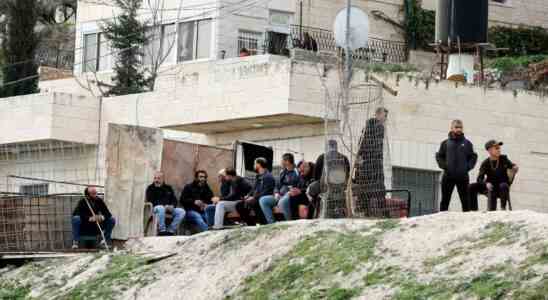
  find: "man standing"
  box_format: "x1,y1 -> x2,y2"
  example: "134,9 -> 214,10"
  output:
469,140 -> 518,211
237,157 -> 275,225
181,170 -> 214,232
436,120 -> 478,212
145,172 -> 185,236
206,167 -> 252,229
72,186 -> 116,249
259,153 -> 300,224
355,107 -> 388,215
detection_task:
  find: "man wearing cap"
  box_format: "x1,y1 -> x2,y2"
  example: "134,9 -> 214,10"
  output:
436,120 -> 478,212
469,140 -> 518,211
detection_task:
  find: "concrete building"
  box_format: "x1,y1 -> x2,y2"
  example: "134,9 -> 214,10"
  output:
2,0 -> 548,217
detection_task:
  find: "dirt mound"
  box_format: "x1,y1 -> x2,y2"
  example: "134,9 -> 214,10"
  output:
1,211 -> 548,299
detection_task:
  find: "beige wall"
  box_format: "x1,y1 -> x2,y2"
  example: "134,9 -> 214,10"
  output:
0,92 -> 100,145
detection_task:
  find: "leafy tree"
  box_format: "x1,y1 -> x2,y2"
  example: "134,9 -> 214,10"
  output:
102,0 -> 151,96
0,0 -> 40,98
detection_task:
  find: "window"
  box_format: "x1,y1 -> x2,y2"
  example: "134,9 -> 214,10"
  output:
269,10 -> 292,27
83,32 -> 108,72
392,167 -> 440,217
238,30 -> 262,55
83,33 -> 98,72
144,23 -> 176,66
177,19 -> 212,62
20,184 -> 49,196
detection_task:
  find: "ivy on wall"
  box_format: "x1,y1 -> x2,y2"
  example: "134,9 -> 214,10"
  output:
404,0 -> 435,51
488,26 -> 548,57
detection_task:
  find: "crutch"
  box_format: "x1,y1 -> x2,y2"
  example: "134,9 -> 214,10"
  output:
83,197 -> 110,251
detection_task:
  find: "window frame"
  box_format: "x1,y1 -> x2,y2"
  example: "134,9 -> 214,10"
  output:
237,29 -> 263,56
177,18 -> 213,63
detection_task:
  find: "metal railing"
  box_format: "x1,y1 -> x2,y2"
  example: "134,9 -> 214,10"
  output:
36,47 -> 74,70
289,25 -> 408,64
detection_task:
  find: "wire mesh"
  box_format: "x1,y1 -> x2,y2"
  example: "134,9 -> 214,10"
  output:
0,193 -> 102,252
319,61 -> 398,218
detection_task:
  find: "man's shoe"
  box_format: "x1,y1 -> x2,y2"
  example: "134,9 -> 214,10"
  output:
71,241 -> 79,250
158,231 -> 169,236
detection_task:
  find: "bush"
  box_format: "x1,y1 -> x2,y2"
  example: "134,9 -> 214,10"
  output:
489,26 -> 548,56
486,55 -> 548,73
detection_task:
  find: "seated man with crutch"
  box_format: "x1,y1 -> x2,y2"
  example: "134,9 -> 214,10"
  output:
469,140 -> 519,211
72,186 -> 116,249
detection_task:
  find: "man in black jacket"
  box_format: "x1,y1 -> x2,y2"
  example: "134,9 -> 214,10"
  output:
72,186 -> 115,249
237,157 -> 275,225
206,167 -> 252,229
181,170 -> 213,232
469,140 -> 518,211
145,172 -> 185,236
436,120 -> 478,212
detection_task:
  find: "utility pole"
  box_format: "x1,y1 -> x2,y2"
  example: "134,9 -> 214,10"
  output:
344,0 -> 353,102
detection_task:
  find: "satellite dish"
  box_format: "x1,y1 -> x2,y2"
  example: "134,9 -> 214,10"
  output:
333,7 -> 369,51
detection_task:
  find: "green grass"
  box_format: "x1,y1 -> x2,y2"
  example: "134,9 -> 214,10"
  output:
213,224 -> 291,250
472,221 -> 524,249
423,247 -> 469,271
0,281 -> 30,300
59,254 -> 151,300
227,230 -> 380,300
363,266 -> 400,287
467,272 -> 516,299
375,219 -> 400,231
393,277 -> 454,300
486,55 -> 548,73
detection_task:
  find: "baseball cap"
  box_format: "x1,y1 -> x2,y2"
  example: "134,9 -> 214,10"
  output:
485,140 -> 503,150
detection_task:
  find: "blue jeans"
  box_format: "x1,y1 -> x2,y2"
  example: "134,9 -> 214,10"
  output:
154,205 -> 185,233
278,194 -> 291,221
259,195 -> 280,224
205,205 -> 216,227
185,210 -> 209,232
71,215 -> 116,242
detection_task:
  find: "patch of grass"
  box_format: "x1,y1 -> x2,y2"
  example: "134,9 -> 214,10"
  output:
513,277 -> 548,300
375,219 -> 400,231
393,278 -> 454,300
0,280 -> 30,300
467,272 -> 516,299
423,247 -> 468,271
473,221 -> 524,249
214,224 -> 291,250
364,266 -> 400,287
366,63 -> 418,73
228,230 -> 380,299
60,254 -> 151,300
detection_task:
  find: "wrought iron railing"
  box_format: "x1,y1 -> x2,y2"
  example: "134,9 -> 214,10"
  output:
289,25 -> 408,64
35,47 -> 74,70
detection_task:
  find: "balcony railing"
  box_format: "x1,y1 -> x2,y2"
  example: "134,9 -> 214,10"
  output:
289,25 -> 408,64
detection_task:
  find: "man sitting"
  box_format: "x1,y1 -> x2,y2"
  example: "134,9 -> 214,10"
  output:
469,140 -> 519,211
181,170 -> 213,232
145,171 -> 185,236
237,157 -> 275,226
72,186 -> 115,249
260,153 -> 300,224
206,167 -> 252,229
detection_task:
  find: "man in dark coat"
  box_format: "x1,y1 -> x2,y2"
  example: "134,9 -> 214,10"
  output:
145,171 -> 185,236
436,120 -> 478,212
354,107 -> 388,215
72,186 -> 115,249
181,170 -> 214,232
237,157 -> 275,225
469,140 -> 519,211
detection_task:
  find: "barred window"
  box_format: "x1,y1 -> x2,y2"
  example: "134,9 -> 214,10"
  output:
238,30 -> 262,56
20,184 -> 49,196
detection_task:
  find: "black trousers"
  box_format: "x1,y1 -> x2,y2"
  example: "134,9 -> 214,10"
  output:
235,198 -> 267,226
469,182 -> 510,211
440,175 -> 469,212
